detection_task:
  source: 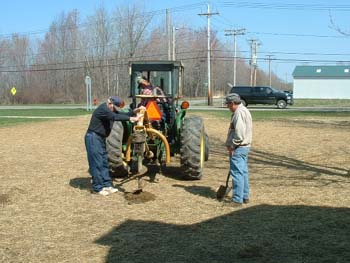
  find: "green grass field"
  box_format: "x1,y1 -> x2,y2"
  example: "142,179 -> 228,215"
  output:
189,98 -> 350,107
293,99 -> 350,107
0,109 -> 91,127
189,109 -> 350,121
1,107 -> 350,127
0,108 -> 90,117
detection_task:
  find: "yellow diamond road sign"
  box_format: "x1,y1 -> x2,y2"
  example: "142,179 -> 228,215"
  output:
11,87 -> 17,96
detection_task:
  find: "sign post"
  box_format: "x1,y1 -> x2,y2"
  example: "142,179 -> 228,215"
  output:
85,76 -> 92,111
10,87 -> 17,105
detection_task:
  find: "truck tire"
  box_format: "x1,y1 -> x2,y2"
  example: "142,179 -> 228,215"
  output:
205,132 -> 210,161
180,116 -> 205,180
277,99 -> 287,109
106,121 -> 128,177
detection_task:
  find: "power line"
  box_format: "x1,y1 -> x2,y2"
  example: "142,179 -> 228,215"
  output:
246,31 -> 349,39
2,48 -> 350,70
211,17 -> 349,39
0,55 -> 210,73
3,54 -> 350,73
0,50 -> 209,69
212,14 -> 349,39
212,55 -> 350,63
211,49 -> 350,56
220,1 -> 350,11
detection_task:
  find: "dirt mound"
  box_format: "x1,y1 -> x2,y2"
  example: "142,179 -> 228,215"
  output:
124,191 -> 156,204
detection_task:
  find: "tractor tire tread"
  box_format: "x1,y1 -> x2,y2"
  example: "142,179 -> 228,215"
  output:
106,121 -> 127,176
180,116 -> 204,180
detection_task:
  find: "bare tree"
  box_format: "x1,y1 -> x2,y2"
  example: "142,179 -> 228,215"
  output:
329,11 -> 350,36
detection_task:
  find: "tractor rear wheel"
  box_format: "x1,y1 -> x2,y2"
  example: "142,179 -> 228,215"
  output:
205,132 -> 210,161
180,116 -> 205,180
106,121 -> 128,177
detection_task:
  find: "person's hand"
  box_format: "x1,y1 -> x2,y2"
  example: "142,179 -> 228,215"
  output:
227,146 -> 234,156
133,106 -> 146,113
129,116 -> 140,123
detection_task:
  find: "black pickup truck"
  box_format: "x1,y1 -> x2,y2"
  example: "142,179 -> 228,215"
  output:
229,86 -> 293,109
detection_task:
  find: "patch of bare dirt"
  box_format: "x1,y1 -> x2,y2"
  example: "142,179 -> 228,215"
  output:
0,194 -> 10,206
0,114 -> 349,262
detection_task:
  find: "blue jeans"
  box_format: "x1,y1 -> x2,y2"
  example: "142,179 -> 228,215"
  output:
85,131 -> 112,192
230,147 -> 250,203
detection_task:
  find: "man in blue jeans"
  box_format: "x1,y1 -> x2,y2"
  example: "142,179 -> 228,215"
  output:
85,96 -> 142,196
225,93 -> 253,206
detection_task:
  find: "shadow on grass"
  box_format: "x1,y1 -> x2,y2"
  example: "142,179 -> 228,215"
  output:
96,204 -> 350,263
209,138 -> 350,179
250,149 -> 350,178
172,184 -> 217,199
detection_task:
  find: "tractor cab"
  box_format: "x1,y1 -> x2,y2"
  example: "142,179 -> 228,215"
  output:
129,61 -> 185,133
129,61 -> 184,108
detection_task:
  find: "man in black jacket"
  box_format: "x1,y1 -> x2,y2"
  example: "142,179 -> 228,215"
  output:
85,96 -> 141,196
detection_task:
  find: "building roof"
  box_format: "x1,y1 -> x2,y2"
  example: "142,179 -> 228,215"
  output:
293,65 -> 350,78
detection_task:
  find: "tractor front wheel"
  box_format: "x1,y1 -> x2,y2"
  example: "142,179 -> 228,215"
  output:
106,121 -> 128,177
180,116 -> 205,180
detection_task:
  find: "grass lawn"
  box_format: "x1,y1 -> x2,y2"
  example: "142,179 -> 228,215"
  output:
191,98 -> 350,107
0,108 -> 90,117
0,109 -> 91,127
2,107 -> 350,127
189,109 -> 350,121
293,99 -> 350,107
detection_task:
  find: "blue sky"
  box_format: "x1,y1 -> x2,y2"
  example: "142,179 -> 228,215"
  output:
1,0 -> 349,81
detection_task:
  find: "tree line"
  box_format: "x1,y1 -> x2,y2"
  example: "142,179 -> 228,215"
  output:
0,4 -> 289,104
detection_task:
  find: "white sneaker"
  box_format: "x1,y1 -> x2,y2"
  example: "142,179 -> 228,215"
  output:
103,186 -> 119,194
93,189 -> 110,196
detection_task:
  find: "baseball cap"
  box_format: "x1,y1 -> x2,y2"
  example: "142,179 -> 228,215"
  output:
136,76 -> 148,84
108,96 -> 125,109
224,93 -> 241,104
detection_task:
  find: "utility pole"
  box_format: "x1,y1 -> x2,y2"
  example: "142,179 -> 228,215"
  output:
172,27 -> 178,61
225,28 -> 245,87
198,3 -> 219,106
166,9 -> 171,60
106,59 -> 110,95
267,55 -> 274,87
285,72 -> 288,90
249,39 -> 260,86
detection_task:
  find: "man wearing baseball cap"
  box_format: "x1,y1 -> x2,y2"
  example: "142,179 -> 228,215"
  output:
85,96 -> 142,196
225,93 -> 253,206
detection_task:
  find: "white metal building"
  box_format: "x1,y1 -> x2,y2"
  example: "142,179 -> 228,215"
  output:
292,66 -> 350,99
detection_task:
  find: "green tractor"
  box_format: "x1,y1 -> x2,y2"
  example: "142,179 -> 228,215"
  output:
106,61 -> 209,183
